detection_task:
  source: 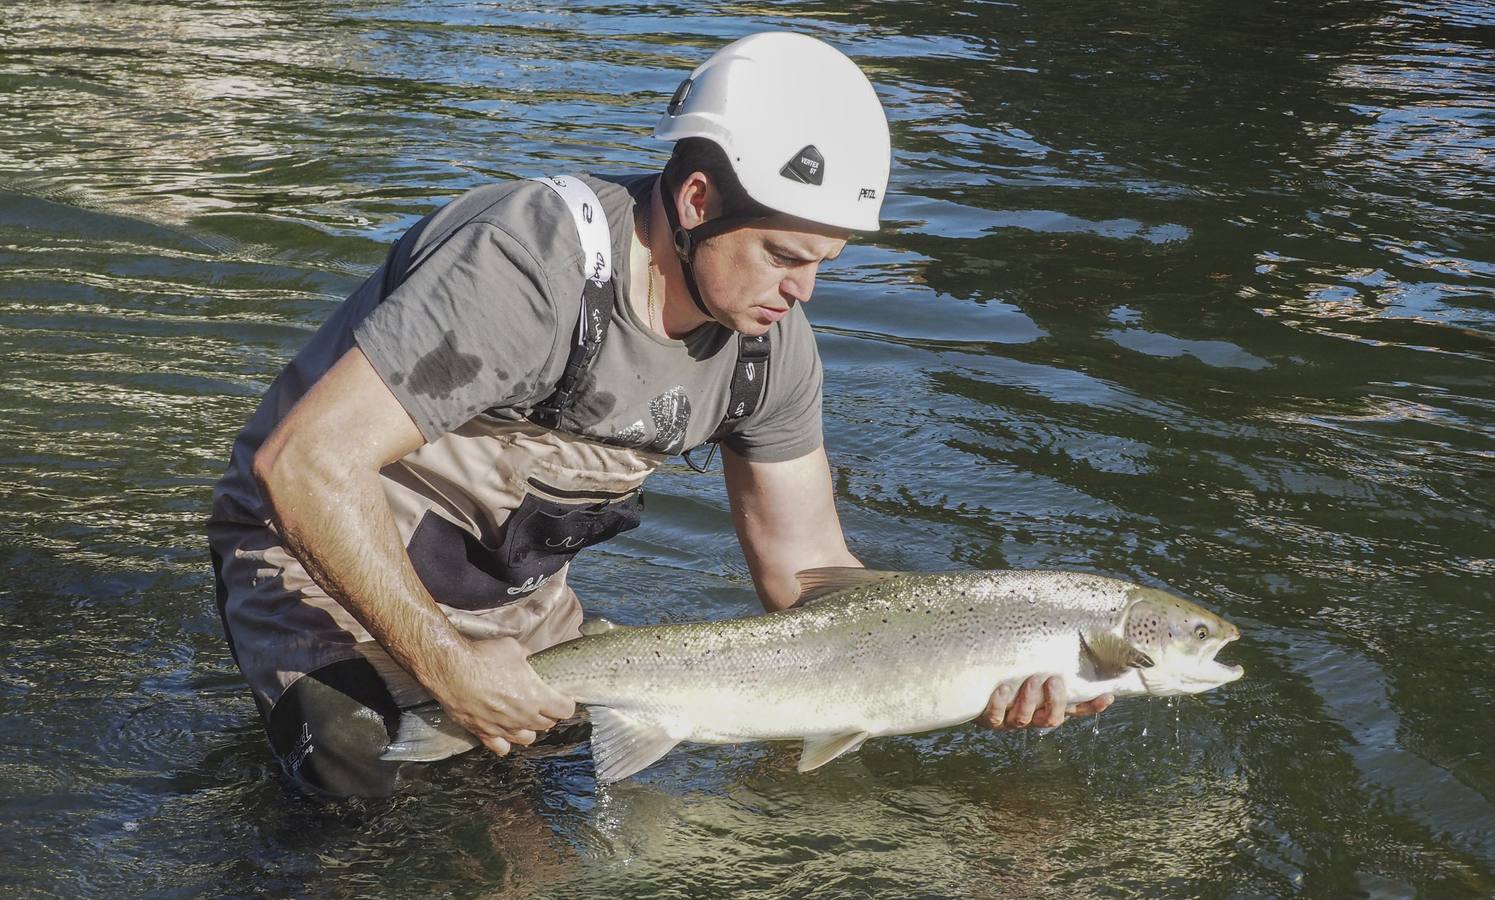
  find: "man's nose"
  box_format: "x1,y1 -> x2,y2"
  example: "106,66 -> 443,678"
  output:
783,267 -> 817,303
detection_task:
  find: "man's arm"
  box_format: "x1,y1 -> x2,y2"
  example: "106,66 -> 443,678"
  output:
722,444 -> 1113,728
722,444 -> 859,612
251,345 -> 574,756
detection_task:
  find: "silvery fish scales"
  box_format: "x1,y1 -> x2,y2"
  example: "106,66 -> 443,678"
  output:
524,568 -> 1244,781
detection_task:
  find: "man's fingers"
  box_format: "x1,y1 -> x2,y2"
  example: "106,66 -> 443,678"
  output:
1004,676 -> 1044,728
1038,676 -> 1067,728
1065,693 -> 1115,717
481,735 -> 513,757
537,694 -> 576,723
979,682 -> 1015,729
508,708 -> 558,732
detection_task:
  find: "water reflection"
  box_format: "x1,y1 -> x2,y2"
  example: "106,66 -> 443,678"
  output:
0,0 -> 1491,895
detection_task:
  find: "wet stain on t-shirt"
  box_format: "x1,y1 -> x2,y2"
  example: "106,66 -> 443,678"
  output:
408,330 -> 482,400
571,389 -> 618,427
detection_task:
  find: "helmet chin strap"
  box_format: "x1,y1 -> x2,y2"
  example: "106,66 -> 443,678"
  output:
657,171 -> 768,326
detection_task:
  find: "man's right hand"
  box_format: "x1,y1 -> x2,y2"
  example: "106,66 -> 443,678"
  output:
426,637 -> 577,757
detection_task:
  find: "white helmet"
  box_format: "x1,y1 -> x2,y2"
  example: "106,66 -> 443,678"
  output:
655,32 -> 891,232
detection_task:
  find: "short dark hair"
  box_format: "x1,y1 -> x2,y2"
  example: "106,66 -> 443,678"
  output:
662,138 -> 776,220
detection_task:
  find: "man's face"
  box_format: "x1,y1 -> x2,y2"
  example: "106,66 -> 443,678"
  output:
690,217 -> 849,336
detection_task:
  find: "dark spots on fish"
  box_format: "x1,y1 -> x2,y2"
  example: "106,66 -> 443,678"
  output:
881,618 -> 888,624
408,330 -> 482,400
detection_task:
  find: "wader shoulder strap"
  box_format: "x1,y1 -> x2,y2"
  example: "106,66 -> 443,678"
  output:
527,175 -> 617,429
683,332 -> 772,472
718,333 -> 771,437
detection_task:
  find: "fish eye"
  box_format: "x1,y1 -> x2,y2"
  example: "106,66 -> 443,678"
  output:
1194,624 -> 1210,641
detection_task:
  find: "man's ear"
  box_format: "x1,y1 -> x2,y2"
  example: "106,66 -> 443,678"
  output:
677,171 -> 718,228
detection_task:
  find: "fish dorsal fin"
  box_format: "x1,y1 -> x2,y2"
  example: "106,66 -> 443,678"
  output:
1079,631 -> 1155,680
580,617 -> 627,636
798,731 -> 871,772
588,706 -> 681,784
795,568 -> 907,605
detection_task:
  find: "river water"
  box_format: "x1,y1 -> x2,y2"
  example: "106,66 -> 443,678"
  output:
1,1 -> 1491,896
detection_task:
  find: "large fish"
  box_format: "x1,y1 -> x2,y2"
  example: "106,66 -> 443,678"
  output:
367,568 -> 1243,783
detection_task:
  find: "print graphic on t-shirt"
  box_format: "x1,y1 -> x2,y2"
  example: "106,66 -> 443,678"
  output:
615,419 -> 647,445
649,386 -> 691,454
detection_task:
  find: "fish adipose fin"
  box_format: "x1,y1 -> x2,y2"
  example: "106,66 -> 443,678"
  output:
798,731 -> 870,772
580,617 -> 628,636
795,568 -> 906,605
588,706 -> 680,784
1079,631 -> 1155,680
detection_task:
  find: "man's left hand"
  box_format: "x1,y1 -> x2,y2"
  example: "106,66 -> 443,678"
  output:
977,675 -> 1113,730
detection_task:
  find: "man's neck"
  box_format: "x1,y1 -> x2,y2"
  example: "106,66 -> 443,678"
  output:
636,177 -> 713,340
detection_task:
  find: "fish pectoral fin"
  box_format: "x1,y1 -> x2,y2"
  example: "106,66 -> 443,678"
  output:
355,640 -> 434,708
1079,631 -> 1155,680
382,702 -> 481,762
794,568 -> 906,605
587,706 -> 681,784
797,731 -> 871,773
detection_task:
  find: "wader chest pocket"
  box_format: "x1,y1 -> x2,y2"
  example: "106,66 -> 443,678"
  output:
502,480 -> 642,588
404,481 -> 641,610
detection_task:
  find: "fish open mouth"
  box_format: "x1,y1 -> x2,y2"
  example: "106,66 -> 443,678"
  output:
1203,632 -> 1245,683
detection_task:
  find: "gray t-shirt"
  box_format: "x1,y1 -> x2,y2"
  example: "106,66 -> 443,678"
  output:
353,174 -> 823,460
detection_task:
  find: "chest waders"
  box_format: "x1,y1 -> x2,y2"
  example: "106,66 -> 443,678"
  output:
208,175 -> 769,728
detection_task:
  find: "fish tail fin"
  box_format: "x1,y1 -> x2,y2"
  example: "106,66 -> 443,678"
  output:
355,640 -> 433,707
354,640 -> 481,763
382,702 -> 481,762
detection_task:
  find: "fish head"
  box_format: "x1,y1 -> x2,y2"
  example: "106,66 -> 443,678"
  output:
1121,587 -> 1244,696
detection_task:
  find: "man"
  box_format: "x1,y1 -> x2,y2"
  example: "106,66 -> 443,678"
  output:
207,32 -> 1111,798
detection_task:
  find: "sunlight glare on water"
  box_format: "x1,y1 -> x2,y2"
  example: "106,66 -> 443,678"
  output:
0,0 -> 1491,896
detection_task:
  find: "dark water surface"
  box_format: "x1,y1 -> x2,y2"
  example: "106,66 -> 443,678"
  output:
2,1 -> 1492,896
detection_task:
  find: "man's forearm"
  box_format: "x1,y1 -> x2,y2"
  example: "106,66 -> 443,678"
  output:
255,447 -> 467,692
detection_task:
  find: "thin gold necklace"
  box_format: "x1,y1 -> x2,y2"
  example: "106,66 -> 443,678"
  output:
641,198 -> 658,333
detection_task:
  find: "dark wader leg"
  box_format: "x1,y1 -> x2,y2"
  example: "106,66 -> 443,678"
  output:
212,551 -> 403,799
266,659 -> 404,799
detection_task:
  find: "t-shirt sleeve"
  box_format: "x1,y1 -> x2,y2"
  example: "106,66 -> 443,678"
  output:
354,221 -> 567,442
721,310 -> 824,463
